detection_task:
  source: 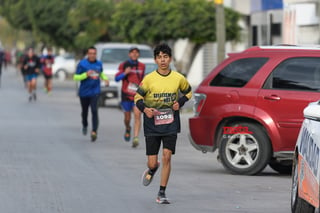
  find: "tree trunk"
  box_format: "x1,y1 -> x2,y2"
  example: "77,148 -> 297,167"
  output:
175,42 -> 202,76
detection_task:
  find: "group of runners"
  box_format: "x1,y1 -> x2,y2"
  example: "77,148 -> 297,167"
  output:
74,44 -> 192,204
16,47 -> 54,101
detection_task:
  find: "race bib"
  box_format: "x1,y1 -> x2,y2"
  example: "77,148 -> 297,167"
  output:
154,109 -> 174,125
127,82 -> 138,93
89,71 -> 99,79
28,61 -> 35,67
46,63 -> 52,68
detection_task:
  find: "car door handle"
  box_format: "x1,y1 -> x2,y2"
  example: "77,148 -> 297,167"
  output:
264,95 -> 281,101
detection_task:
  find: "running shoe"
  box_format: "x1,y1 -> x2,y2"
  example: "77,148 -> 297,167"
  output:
91,132 -> 97,142
124,127 -> 131,142
142,162 -> 160,186
82,127 -> 87,136
28,95 -> 32,102
33,93 -> 37,101
156,192 -> 170,204
132,137 -> 139,148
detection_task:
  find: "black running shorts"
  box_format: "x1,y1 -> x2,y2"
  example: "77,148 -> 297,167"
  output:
44,74 -> 53,80
145,134 -> 177,155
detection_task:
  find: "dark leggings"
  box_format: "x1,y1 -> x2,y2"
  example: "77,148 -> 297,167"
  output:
0,63 -> 2,86
80,95 -> 99,132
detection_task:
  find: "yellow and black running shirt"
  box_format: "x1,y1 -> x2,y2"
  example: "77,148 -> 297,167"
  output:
134,70 -> 192,136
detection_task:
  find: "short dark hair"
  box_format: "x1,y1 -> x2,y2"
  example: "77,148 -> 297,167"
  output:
87,46 -> 96,52
154,43 -> 172,59
129,47 -> 140,53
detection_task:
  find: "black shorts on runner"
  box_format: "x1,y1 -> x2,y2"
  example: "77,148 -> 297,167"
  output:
44,74 -> 53,80
145,134 -> 177,155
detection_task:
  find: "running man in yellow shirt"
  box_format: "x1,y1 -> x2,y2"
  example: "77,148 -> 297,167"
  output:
134,44 -> 192,204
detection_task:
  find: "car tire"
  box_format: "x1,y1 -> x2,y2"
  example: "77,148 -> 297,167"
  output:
291,155 -> 315,213
56,69 -> 67,81
219,122 -> 272,175
98,95 -> 106,107
269,159 -> 292,175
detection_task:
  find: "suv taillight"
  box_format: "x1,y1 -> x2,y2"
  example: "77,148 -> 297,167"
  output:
193,93 -> 206,116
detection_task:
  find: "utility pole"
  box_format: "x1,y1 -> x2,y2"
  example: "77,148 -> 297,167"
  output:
215,0 -> 226,64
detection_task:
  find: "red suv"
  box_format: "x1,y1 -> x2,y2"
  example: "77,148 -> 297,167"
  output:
189,46 -> 320,175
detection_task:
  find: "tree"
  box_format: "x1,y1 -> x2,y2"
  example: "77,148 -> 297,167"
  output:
111,0 -> 241,74
0,0 -> 77,49
68,0 -> 114,51
0,17 -> 34,50
0,0 -> 114,53
0,0 -> 242,71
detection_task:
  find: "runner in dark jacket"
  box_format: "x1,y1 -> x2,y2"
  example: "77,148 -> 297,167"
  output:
0,48 -> 4,87
22,48 -> 40,101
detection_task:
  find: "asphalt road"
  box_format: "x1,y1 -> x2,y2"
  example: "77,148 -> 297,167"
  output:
0,66 -> 292,213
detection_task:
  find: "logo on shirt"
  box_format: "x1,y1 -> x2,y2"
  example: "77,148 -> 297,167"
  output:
153,93 -> 176,103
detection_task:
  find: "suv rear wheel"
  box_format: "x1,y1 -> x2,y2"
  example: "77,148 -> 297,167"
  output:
219,122 -> 272,175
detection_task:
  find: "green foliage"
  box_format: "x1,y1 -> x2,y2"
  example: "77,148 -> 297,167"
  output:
0,0 -> 113,51
0,0 -> 78,49
0,18 -> 33,50
0,0 -> 241,50
111,0 -> 241,45
68,0 -> 114,49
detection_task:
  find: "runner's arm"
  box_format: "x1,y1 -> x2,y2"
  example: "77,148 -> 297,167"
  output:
73,72 -> 87,81
115,63 -> 125,82
36,57 -> 41,73
115,73 -> 126,82
135,93 -> 153,118
100,72 -> 109,80
178,78 -> 192,107
134,80 -> 148,112
73,63 -> 88,81
135,93 -> 145,112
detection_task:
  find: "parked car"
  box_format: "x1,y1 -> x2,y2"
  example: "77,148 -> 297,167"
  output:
52,53 -> 76,81
95,43 -> 154,106
291,101 -> 320,213
189,45 -> 320,175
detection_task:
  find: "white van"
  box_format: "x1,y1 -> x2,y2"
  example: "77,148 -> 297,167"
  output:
94,43 -> 153,106
291,101 -> 320,213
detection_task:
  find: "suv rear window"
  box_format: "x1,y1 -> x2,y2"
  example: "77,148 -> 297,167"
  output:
210,58 -> 268,87
264,57 -> 320,91
101,48 -> 153,63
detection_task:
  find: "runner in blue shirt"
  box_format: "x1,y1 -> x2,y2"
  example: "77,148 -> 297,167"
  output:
74,47 -> 109,142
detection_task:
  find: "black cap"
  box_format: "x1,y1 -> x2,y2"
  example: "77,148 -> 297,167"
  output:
129,46 -> 140,53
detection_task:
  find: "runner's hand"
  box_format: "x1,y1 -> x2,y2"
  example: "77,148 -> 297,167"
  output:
104,80 -> 109,87
87,70 -> 94,77
144,107 -> 154,118
173,101 -> 180,111
124,67 -> 131,75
